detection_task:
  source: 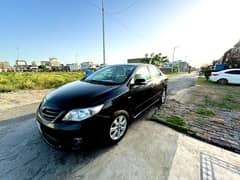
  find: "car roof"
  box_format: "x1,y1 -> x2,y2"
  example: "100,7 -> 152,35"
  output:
107,63 -> 149,67
221,68 -> 240,72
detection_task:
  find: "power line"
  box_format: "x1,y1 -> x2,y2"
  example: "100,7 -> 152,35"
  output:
108,0 -> 140,15
84,0 -> 145,41
84,0 -> 101,11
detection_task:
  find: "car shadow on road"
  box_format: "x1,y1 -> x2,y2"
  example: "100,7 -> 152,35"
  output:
0,115 -> 114,180
0,104 -> 164,180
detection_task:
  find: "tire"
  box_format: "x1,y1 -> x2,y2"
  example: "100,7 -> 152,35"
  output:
159,87 -> 167,104
107,110 -> 129,144
218,79 -> 228,85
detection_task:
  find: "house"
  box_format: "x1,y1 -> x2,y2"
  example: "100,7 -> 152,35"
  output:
49,57 -> 60,67
171,60 -> 189,72
127,58 -> 145,63
0,61 -> 12,72
80,61 -> 94,70
32,60 -> 41,66
15,60 -> 28,72
66,63 -> 80,71
222,47 -> 240,68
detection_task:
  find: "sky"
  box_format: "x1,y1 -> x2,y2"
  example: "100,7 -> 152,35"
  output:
0,0 -> 240,67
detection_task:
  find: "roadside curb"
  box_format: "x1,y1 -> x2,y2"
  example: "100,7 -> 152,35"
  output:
150,115 -> 240,154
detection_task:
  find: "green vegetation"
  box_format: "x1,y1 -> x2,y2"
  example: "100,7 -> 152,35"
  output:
0,72 -> 85,92
151,115 -> 195,134
173,64 -> 180,72
194,118 -> 208,126
195,77 -> 240,110
204,96 -> 240,110
195,108 -> 215,116
144,52 -> 169,66
196,77 -> 217,86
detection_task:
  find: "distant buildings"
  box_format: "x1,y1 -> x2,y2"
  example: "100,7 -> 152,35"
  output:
31,60 -> 41,66
0,61 -> 12,72
66,63 -> 80,71
80,61 -> 95,70
49,58 -> 60,67
172,60 -> 189,72
127,57 -> 190,73
0,58 -> 101,72
40,61 -> 51,66
127,58 -> 146,64
15,60 -> 28,72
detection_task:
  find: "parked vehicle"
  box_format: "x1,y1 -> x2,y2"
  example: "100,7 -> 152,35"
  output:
214,64 -> 229,71
209,68 -> 240,85
36,64 -> 168,149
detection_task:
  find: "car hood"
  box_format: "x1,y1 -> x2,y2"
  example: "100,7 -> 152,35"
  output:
42,80 -> 119,110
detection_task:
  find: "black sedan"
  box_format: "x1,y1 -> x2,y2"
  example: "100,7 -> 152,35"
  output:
36,64 -> 168,149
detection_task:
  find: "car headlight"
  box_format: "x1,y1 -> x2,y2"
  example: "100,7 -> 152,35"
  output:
62,104 -> 104,122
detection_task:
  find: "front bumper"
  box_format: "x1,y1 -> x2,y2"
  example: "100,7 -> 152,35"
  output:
36,111 -> 111,149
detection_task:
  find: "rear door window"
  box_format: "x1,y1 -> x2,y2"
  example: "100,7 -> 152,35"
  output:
149,65 -> 162,79
225,70 -> 240,75
133,66 -> 151,81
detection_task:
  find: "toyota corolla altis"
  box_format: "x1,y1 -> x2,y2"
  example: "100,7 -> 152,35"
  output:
36,64 -> 168,149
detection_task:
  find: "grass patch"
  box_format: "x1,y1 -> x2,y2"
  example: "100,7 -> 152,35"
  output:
0,72 -> 85,92
195,108 -> 215,116
164,115 -> 185,126
196,77 -> 217,86
194,118 -> 209,126
151,115 -> 196,135
193,79 -> 240,110
204,96 -> 240,110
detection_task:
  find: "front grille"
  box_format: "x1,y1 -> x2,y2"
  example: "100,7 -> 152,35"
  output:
40,108 -> 61,121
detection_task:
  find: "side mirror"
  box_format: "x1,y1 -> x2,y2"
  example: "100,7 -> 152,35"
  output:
134,78 -> 146,85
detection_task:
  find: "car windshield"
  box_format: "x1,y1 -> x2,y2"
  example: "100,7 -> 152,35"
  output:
85,65 -> 136,84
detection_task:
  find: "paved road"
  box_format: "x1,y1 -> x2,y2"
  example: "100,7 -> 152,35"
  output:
167,73 -> 197,95
0,74 -> 197,180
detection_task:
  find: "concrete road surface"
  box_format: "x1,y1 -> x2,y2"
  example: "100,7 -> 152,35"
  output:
1,74 -> 239,180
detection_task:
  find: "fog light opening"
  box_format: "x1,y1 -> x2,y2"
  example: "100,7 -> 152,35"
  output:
72,137 -> 83,148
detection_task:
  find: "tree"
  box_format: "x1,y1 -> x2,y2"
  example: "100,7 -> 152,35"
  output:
173,64 -> 179,72
144,53 -> 169,66
200,65 -> 213,80
38,65 -> 47,72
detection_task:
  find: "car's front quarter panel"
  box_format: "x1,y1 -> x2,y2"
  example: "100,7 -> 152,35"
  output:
97,85 -> 132,118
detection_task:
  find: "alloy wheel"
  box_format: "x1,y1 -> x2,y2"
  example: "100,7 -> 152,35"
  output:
109,115 -> 127,141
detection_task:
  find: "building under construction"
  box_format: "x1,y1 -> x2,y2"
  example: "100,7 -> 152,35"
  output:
215,41 -> 240,68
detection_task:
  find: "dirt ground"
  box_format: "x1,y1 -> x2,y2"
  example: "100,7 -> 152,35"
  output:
0,89 -> 51,111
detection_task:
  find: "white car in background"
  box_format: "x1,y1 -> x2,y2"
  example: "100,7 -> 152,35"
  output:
209,69 -> 240,85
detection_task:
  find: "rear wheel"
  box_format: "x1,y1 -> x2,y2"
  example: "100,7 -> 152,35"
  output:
160,88 -> 167,104
218,79 -> 228,85
107,111 -> 129,144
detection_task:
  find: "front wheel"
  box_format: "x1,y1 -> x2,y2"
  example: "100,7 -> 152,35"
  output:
107,111 -> 129,144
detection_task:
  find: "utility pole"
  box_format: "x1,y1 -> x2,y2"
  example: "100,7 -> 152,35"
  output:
172,46 -> 178,72
16,47 -> 20,60
102,0 -> 106,65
